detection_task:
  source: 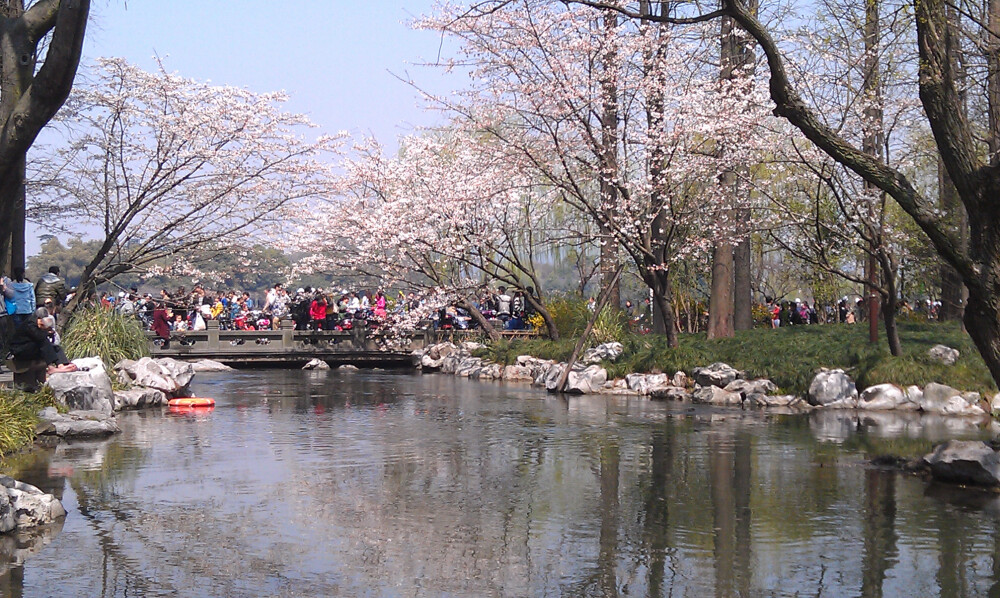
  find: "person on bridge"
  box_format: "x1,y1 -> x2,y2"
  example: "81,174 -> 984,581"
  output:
152,303 -> 173,349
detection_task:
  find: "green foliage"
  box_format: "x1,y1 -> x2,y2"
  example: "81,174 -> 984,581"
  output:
481,320 -> 995,396
62,308 -> 149,368
0,387 -> 58,458
591,306 -> 627,344
545,296 -> 591,338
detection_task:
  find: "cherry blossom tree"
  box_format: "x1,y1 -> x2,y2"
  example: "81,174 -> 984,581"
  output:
415,1 -> 779,346
28,57 -> 344,311
295,130 -> 563,340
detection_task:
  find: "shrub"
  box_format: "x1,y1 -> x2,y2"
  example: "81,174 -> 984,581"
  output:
0,387 -> 58,457
545,297 -> 590,338
62,307 -> 149,368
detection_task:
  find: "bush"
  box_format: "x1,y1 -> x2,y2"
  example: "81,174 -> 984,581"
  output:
62,307 -> 149,368
544,297 -> 590,338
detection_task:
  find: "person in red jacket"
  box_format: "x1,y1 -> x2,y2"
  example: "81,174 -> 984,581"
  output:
152,303 -> 173,348
309,295 -> 328,330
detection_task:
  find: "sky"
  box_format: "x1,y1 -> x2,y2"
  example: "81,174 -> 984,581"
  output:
29,0 -> 461,255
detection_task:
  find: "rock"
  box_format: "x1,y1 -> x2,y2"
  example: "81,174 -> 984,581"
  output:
565,365 -> 608,394
426,343 -> 457,361
121,357 -> 195,395
46,368 -> 115,415
339,364 -> 359,370
440,354 -> 465,374
920,383 -> 987,416
501,365 -> 534,382
671,371 -> 689,388
460,341 -> 485,352
692,363 -> 742,388
692,384 -> 743,405
992,392 -> 1000,415
625,373 -> 669,395
113,388 -> 167,410
420,354 -> 444,370
453,357 -> 483,377
749,394 -> 801,408
302,358 -> 330,370
517,355 -> 556,380
923,440 -> 1000,486
189,359 -> 234,372
581,342 -> 624,365
928,344 -> 960,366
857,384 -> 919,411
724,378 -> 778,398
476,363 -> 504,380
648,386 -> 691,401
541,363 -> 607,394
0,479 -> 67,530
807,369 -> 858,408
70,356 -> 106,376
36,407 -> 119,438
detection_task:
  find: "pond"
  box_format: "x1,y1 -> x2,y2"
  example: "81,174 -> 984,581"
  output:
2,369 -> 1000,597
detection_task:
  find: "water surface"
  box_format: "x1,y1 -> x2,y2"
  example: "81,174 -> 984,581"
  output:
2,369 -> 1000,597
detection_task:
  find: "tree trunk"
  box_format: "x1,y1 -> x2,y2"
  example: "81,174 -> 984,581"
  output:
458,298 -> 500,342
0,0 -> 91,274
707,241 -> 734,339
597,9 -> 621,312
734,237 -> 752,330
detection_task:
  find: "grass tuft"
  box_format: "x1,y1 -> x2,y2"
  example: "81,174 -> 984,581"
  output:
62,307 -> 149,369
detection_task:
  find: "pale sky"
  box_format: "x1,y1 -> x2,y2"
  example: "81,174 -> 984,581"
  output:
29,0 -> 458,255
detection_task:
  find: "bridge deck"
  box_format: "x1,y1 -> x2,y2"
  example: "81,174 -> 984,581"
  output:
149,325 -> 432,368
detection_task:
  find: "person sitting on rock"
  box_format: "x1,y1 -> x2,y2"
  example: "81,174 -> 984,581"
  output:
9,308 -> 77,378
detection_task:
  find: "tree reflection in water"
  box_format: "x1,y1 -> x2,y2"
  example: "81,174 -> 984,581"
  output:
0,369 -> 998,597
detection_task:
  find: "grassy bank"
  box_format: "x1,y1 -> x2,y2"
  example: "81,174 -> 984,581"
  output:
475,320 -> 995,396
0,387 -> 59,458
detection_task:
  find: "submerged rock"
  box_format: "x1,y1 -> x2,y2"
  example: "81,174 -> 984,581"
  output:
189,359 -> 234,373
0,477 -> 67,533
113,388 -> 167,411
302,358 -> 330,370
923,440 -> 1000,487
36,407 -> 119,438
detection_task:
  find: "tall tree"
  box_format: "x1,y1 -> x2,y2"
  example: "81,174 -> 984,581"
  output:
0,0 -> 89,275
571,0 -> 1000,387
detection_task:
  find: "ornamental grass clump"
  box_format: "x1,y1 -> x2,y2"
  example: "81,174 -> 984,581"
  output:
62,307 -> 149,368
0,386 -> 58,458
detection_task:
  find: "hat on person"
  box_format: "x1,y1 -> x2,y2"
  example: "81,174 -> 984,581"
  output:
118,291 -> 126,298
297,288 -> 305,294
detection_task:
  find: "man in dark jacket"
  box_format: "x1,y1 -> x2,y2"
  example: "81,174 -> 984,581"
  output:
9,308 -> 76,389
35,266 -> 68,312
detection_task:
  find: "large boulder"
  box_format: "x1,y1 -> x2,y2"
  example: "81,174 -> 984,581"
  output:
0,477 -> 66,531
454,357 -> 484,377
807,369 -> 858,408
692,384 -> 743,406
501,365 -> 535,382
302,358 -> 330,370
625,373 -> 670,396
857,384 -> 920,411
113,388 -> 167,410
517,355 -> 556,380
928,344 -> 960,366
923,440 -> 1000,486
581,342 -> 624,365
692,363 -> 742,388
117,357 -> 195,396
36,407 -> 119,438
541,363 -> 607,394
920,383 -> 987,416
46,368 -> 115,415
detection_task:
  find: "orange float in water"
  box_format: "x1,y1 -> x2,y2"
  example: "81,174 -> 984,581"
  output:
167,397 -> 215,407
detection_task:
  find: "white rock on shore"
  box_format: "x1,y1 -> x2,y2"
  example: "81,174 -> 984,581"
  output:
0,476 -> 66,533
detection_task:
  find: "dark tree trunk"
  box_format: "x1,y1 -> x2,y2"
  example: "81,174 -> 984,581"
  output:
0,0 -> 90,274
708,240 -> 734,339
598,10 -> 621,312
734,237 -> 752,330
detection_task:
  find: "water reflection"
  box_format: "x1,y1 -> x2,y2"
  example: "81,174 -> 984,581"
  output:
1,369 -> 999,597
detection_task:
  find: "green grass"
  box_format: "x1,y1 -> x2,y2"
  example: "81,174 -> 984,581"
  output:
474,320 -> 995,396
0,387 -> 59,458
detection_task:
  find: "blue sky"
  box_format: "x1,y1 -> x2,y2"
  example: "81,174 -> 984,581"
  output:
85,0 -> 455,141
29,0 -> 459,255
